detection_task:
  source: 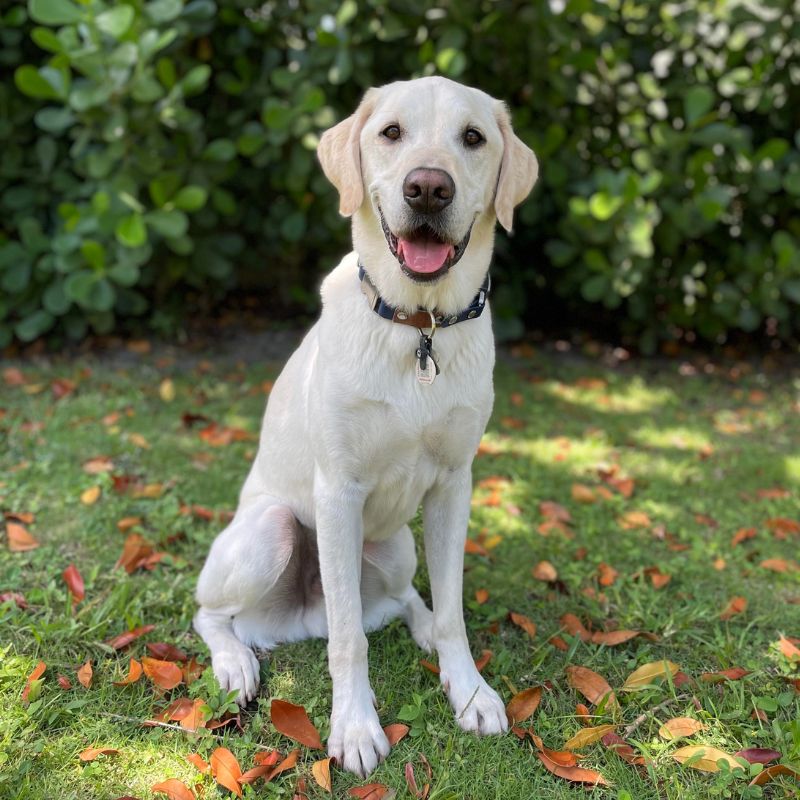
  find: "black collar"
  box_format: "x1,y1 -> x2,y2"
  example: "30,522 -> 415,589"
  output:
358,264 -> 490,330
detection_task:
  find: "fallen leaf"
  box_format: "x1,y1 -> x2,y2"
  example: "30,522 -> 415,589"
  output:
509,611 -> 537,638
761,558 -> 800,573
312,758 -> 332,792
560,613 -> 591,642
658,717 -> 707,740
778,636 -> 800,662
22,661 -> 46,702
115,533 -> 156,573
114,658 -> 143,686
571,484 -> 597,504
420,659 -> 440,674
0,591 -> 28,609
348,784 -> 390,799
187,753 -> 211,773
105,624 -> 155,650
539,501 -> 571,523
700,667 -> 750,683
619,511 -> 651,530
506,686 -> 542,724
566,665 -> 618,710
3,367 -> 26,385
62,564 -> 85,603
720,596 -> 747,620
532,560 -> 558,582
766,517 -> 800,538
464,538 -> 490,557
644,566 -> 672,589
77,659 -> 93,688
597,563 -> 618,587
563,724 -> 616,750
238,750 -> 283,785
141,657 -> 183,690
731,527 -> 757,546
152,778 -> 195,800
159,378 -> 176,402
621,660 -> 679,691
80,485 -> 101,505
672,744 -> 739,772
601,731 -> 646,766
117,516 -> 143,532
549,635 -> 569,651
146,643 -> 188,662
57,675 -> 72,690
536,751 -> 609,785
182,657 -> 205,686
6,521 -> 40,552
749,764 -> 800,787
383,723 -> 410,746
591,630 -> 645,646
405,754 -> 432,799
79,747 -> 120,761
735,748 -> 781,764
475,649 -> 493,672
179,698 -> 208,731
271,699 -> 323,749
210,746 -> 242,797
575,703 -> 592,724
129,433 -> 150,449
475,588 -> 489,605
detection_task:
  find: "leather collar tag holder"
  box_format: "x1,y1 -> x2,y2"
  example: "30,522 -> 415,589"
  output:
358,264 -> 490,384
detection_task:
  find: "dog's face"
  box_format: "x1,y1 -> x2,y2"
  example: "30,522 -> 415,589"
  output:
318,78 -> 538,307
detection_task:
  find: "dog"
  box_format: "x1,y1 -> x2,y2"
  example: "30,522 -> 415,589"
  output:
194,76 -> 538,777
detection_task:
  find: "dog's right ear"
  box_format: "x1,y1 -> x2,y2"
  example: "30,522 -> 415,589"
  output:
318,89 -> 377,217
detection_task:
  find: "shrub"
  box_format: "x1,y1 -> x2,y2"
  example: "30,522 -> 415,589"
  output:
1,0 -> 798,349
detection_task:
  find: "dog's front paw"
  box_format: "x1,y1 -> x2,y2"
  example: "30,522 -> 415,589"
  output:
328,706 -> 390,777
211,646 -> 261,705
443,668 -> 508,736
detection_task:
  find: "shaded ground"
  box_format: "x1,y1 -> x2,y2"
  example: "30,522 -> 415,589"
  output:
1,336 -> 800,799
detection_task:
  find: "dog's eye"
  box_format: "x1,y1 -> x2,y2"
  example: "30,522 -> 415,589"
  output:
381,124 -> 401,141
464,128 -> 484,147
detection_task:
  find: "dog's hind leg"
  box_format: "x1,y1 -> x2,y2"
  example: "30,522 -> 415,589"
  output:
194,498 -> 296,704
362,525 -> 433,652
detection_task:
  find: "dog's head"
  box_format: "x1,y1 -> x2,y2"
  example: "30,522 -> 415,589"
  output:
318,77 -> 538,310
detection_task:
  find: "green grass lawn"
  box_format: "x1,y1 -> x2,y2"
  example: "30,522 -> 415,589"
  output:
1,339 -> 800,800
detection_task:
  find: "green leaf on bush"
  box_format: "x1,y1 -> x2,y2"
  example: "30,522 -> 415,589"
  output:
1,259 -> 32,294
684,85 -> 715,125
212,188 -> 237,216
31,26 -> 63,52
588,192 -> 623,221
43,280 -> 71,314
108,262 -> 140,287
149,174 -> 180,207
34,106 -> 75,133
180,64 -> 211,96
436,47 -> 467,77
145,209 -> 188,238
29,0 -> 82,25
146,0 -> 183,23
96,5 -> 134,38
15,65 -> 61,99
15,310 -> 54,342
80,240 -> 105,270
115,214 -> 147,248
174,186 -> 208,212
65,272 -> 115,310
203,139 -> 237,162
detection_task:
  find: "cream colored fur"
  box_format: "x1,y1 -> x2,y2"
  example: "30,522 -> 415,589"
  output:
194,76 -> 537,777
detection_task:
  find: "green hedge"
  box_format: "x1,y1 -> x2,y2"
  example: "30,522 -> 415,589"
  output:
2,0 -> 799,349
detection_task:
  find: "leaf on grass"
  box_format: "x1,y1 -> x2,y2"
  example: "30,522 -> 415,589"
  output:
115,533 -> 154,573
602,731 -> 646,766
238,750 -> 282,785
57,675 -> 72,690
563,724 -> 616,750
672,745 -> 739,772
560,613 -> 591,642
761,558 -> 800,573
22,661 -> 46,702
187,753 -> 211,773
77,659 -> 93,689
82,456 -> 114,474
778,636 -> 800,662
571,483 -> 597,504
621,660 -> 679,691
0,591 -> 28,609
180,698 -> 208,731
720,596 -> 747,620
464,538 -> 489,557
539,501 -> 571,523
475,588 -> 489,604
618,511 -> 651,530
383,723 -> 410,746
114,658 -> 143,686
591,629 -> 647,646
731,527 -> 757,546
566,665 -> 618,709
79,747 -> 120,761
348,783 -> 390,799
6,521 -> 40,552
182,657 -> 205,685
597,562 -> 618,586
105,624 -> 155,650
146,643 -> 188,662
62,564 -> 85,603
80,485 -> 101,505
734,748 -> 781,764
210,746 -> 243,797
271,699 -> 323,749
532,560 -> 558,582
141,657 -> 183,690
749,764 -> 800,787
405,754 -> 432,799
536,751 -> 609,785
509,611 -> 536,638
152,778 -> 195,800
506,686 -> 542,724
766,517 -> 800,538
312,758 -> 333,792
658,717 -> 707,740
575,703 -> 592,724
117,516 -> 143,532
700,667 -> 750,683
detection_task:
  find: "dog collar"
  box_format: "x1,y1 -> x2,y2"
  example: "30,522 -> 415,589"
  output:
357,264 -> 490,330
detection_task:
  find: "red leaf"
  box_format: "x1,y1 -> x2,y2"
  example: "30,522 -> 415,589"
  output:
271,699 -> 323,749
57,675 -> 72,690
700,667 -> 750,683
6,521 -> 40,552
0,591 -> 28,609
22,660 -> 46,702
146,643 -> 188,662
240,749 -> 299,785
210,746 -> 243,797
62,564 -> 85,603
79,747 -> 120,761
105,624 -> 155,650
77,659 -> 93,688
735,748 -> 781,764
152,779 -> 195,800
141,657 -> 183,690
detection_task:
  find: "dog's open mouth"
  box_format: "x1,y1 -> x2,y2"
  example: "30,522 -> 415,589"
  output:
378,207 -> 472,283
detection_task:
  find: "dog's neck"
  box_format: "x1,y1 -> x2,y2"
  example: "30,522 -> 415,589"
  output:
352,208 -> 497,317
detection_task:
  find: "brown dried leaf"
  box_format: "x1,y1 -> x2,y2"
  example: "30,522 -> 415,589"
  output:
536,751 -> 609,785
79,747 -> 120,761
672,744 -> 739,772
141,657 -> 183,690
271,699 -> 323,749
62,563 -> 85,603
597,562 -> 618,587
210,746 -> 242,797
6,521 -> 40,552
622,660 -> 679,691
77,659 -> 93,689
383,723 -> 410,746
566,665 -> 618,710
22,661 -> 46,702
532,560 -> 558,582
146,643 -> 188,662
700,667 -> 750,683
105,624 -> 155,650
560,613 -> 591,642
563,724 -> 616,750
658,717 -> 707,740
505,686 -> 542,724
719,596 -> 747,620
312,758 -> 332,792
749,764 -> 800,787
348,784 -> 390,799
113,658 -> 143,686
152,778 -> 195,800
509,611 -> 536,638
186,753 -> 211,773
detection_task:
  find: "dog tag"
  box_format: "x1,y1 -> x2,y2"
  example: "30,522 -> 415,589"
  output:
415,333 -> 439,385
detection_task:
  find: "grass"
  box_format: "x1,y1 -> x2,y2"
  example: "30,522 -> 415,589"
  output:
1,338 -> 800,800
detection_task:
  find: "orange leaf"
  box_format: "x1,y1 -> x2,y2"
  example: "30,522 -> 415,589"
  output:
80,485 -> 101,505
210,746 -> 243,797
238,750 -> 282,785
22,660 -> 46,702
563,724 -> 616,750
700,667 -> 750,683
82,456 -> 114,474
673,744 -> 739,772
117,516 -> 143,532
536,752 -> 609,785
464,538 -> 489,557
420,659 -> 440,674
105,624 -> 155,650
749,764 -> 800,787
597,562 -> 618,587
180,699 -> 208,731
560,613 -> 591,642
566,665 -> 618,710
766,517 -> 800,537
731,527 -> 757,546
658,717 -> 707,740
475,588 -> 489,605
778,636 -> 800,662
505,686 -> 542,724
115,533 -> 154,573
152,778 -> 195,800
312,757 -> 333,792
509,611 -> 537,638
383,723 -> 410,746
187,753 -> 211,774
575,703 -> 592,724
760,558 -> 800,573
141,657 -> 183,690
590,630 -> 643,646
62,563 -> 85,603
532,560 -> 558,582
571,484 -> 597,504
475,649 -> 493,673
271,699 -> 323,749
539,501 -> 571,522
348,784 -> 390,799
114,658 -> 143,686
146,643 -> 188,662
79,747 -> 120,761
719,596 -> 747,620
6,521 -> 40,552
618,511 -> 651,530
77,659 -> 93,689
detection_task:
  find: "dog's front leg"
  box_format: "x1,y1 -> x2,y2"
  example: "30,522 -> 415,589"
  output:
423,468 -> 508,735
315,477 -> 390,777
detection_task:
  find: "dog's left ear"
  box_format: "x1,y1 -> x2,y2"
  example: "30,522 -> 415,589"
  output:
318,89 -> 377,217
494,102 -> 539,233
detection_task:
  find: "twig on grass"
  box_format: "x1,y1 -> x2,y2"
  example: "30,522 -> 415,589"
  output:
622,694 -> 690,738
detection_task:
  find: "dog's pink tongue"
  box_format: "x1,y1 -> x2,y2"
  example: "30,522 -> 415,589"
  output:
397,239 -> 454,273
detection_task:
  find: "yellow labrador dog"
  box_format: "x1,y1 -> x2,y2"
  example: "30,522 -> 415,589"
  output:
194,76 -> 537,776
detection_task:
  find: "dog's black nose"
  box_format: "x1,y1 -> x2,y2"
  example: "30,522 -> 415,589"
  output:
403,168 -> 455,214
